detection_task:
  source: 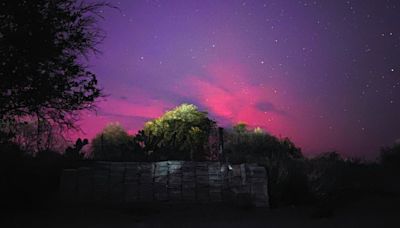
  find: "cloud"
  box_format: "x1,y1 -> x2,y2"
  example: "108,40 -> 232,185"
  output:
74,87 -> 175,139
178,64 -> 287,130
75,63 -> 290,141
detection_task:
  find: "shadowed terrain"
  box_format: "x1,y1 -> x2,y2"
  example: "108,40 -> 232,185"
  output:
3,196 -> 399,228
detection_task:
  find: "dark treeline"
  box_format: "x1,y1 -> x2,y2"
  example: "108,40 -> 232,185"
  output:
1,103 -> 400,218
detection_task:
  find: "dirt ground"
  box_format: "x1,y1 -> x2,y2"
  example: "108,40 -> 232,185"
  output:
3,195 -> 399,228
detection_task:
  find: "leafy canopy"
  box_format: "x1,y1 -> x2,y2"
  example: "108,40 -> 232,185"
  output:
139,104 -> 216,160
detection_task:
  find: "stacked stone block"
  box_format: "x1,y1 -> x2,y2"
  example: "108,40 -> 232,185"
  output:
59,161 -> 269,207
182,162 -> 196,201
168,161 -> 183,201
208,162 -> 222,202
125,162 -> 140,202
195,163 -> 209,201
246,164 -> 269,207
109,163 -> 125,203
138,163 -> 154,201
153,161 -> 168,201
93,162 -> 109,202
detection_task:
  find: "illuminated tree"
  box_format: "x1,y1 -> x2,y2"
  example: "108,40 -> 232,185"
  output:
139,104 -> 216,160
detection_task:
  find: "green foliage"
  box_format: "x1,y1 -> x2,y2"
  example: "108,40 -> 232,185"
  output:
92,123 -> 143,161
233,122 -> 248,134
138,104 -> 216,160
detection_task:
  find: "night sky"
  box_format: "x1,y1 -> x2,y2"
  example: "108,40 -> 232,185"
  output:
78,0 -> 400,159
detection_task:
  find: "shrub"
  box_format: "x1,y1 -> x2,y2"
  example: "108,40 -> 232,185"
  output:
224,123 -> 307,207
306,152 -> 382,217
92,122 -> 144,161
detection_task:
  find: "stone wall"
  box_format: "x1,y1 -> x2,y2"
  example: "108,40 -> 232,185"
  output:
59,161 -> 269,207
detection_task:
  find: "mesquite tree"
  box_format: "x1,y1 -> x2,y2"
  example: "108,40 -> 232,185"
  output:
0,0 -> 109,140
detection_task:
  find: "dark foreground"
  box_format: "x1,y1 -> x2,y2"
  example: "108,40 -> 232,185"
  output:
2,195 -> 399,228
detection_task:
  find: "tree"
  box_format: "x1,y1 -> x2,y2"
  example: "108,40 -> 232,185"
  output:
0,0 -> 108,134
64,138 -> 88,161
380,141 -> 400,169
225,123 -> 303,162
233,122 -> 248,134
138,104 -> 216,161
92,122 -> 142,161
224,124 -> 305,207
1,118 -> 68,152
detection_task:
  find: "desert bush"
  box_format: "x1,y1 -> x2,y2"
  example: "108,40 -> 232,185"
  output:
224,123 -> 307,207
380,142 -> 400,194
306,152 -> 382,217
380,142 -> 400,169
92,122 -> 145,161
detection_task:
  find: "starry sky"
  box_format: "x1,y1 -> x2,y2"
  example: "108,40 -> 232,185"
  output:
78,0 -> 400,159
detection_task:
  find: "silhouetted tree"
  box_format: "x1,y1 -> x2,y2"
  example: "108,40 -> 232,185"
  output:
2,119 -> 68,152
92,123 -> 143,161
64,138 -> 88,160
225,123 -> 303,163
224,123 -> 305,207
380,142 -> 400,169
380,142 -> 400,194
0,0 -> 108,135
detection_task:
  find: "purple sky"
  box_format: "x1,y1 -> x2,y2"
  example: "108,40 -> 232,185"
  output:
77,0 -> 400,159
